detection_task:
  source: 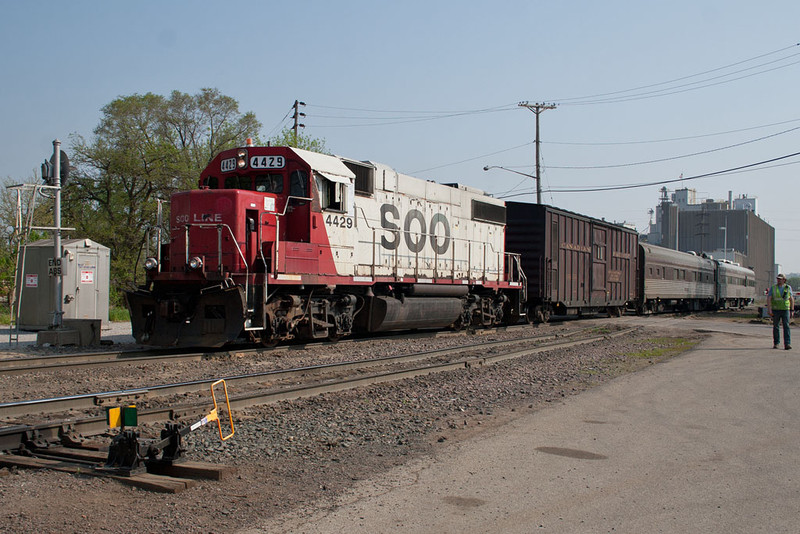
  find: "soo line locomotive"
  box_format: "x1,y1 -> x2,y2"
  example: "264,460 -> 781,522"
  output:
126,142 -> 756,347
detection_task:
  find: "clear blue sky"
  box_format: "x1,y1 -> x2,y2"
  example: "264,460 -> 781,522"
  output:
2,1 -> 798,272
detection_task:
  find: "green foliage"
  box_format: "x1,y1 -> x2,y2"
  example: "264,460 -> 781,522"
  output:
269,127 -> 328,154
622,337 -> 698,359
64,88 -> 261,303
0,91 -> 329,312
0,179 -> 54,313
109,306 -> 130,322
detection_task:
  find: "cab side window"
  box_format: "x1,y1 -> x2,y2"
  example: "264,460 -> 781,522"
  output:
290,170 -> 308,197
315,172 -> 348,212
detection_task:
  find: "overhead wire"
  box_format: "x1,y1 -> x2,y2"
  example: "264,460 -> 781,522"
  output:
559,57 -> 800,106
553,43 -> 799,103
545,126 -> 800,170
290,44 -> 800,179
550,43 -> 800,105
409,141 -> 533,174
306,105 -> 518,128
494,151 -> 800,197
265,105 -> 294,138
547,117 -> 800,146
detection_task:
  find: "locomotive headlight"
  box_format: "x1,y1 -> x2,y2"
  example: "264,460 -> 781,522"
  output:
237,148 -> 248,169
188,256 -> 204,271
144,257 -> 159,271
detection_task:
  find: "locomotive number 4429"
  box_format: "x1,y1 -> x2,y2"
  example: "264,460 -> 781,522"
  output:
250,155 -> 285,169
325,214 -> 353,229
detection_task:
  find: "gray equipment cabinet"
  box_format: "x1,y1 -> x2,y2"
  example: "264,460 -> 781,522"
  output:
15,238 -> 110,330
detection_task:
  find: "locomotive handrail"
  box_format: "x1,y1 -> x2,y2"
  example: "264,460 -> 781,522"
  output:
271,195 -> 313,275
184,223 -> 249,303
142,224 -> 166,272
276,195 -> 314,216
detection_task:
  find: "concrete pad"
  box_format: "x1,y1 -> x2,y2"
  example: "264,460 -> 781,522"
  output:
249,327 -> 800,533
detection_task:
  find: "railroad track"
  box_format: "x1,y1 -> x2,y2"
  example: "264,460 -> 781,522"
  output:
0,326 -> 637,451
0,323 -> 547,376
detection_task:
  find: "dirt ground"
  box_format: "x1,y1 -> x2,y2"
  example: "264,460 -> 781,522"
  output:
0,319 -> 706,533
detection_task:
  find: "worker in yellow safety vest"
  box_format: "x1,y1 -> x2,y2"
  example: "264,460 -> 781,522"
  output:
767,273 -> 794,350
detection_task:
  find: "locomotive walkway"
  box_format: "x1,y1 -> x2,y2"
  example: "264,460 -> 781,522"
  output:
249,317 -> 800,533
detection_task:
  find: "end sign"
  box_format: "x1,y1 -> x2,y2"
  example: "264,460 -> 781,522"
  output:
48,257 -> 62,277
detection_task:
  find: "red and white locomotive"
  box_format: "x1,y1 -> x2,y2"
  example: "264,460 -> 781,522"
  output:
126,143 -> 526,346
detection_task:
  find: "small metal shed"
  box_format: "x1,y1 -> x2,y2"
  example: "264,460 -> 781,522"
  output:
15,238 -> 110,330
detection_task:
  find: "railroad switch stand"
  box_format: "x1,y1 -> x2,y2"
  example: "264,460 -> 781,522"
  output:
100,379 -> 235,476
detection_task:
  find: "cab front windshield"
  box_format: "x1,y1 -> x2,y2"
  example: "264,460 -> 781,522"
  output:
203,173 -> 285,192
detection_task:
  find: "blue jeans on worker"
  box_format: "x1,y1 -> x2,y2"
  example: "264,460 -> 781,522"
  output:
772,310 -> 791,347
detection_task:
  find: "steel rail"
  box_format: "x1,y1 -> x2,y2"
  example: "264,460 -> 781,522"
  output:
0,327 -> 602,421
0,347 -> 213,373
0,322 -> 546,375
0,328 -> 635,451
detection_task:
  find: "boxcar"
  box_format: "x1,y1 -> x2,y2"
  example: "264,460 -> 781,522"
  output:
505,203 -> 638,322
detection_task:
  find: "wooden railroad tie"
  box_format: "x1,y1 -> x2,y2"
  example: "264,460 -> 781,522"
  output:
0,445 -> 237,493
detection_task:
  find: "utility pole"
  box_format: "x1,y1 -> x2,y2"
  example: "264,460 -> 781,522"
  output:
519,102 -> 556,204
51,139 -> 63,329
292,100 -> 306,147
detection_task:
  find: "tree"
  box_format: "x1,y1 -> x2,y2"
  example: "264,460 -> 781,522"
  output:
269,127 -> 329,154
0,177 -> 56,317
65,89 -> 261,303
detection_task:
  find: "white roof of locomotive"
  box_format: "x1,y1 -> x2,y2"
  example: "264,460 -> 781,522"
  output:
289,148 -> 501,206
290,147 -> 356,180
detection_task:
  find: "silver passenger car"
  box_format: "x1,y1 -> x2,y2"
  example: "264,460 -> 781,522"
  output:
638,244 -> 716,313
715,260 -> 756,309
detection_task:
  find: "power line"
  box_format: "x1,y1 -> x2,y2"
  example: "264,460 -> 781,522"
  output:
548,43 -> 800,106
495,151 -> 800,197
409,142 -> 533,174
307,102 -> 519,115
547,117 -> 800,146
542,158 -> 800,192
554,43 -> 799,103
545,126 -> 800,170
560,57 -> 800,106
405,119 -> 800,175
306,106 -> 517,128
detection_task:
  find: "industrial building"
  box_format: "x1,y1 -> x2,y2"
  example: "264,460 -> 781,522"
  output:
645,187 -> 774,295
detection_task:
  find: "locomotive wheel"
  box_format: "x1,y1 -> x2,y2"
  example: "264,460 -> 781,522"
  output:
529,305 -> 550,324
260,336 -> 279,348
327,328 -> 342,342
524,308 -> 534,324
540,307 -> 551,324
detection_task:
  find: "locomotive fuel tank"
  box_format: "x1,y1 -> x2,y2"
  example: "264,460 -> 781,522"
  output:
361,296 -> 465,332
